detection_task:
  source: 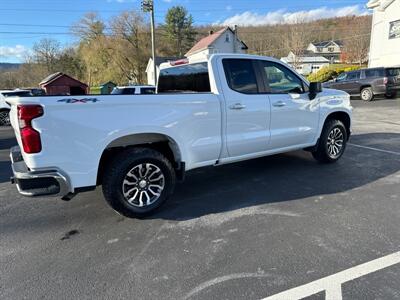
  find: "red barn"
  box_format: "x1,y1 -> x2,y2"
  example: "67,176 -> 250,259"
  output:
39,72 -> 88,96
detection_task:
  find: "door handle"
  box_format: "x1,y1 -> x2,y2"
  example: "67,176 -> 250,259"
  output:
273,101 -> 286,107
229,103 -> 246,110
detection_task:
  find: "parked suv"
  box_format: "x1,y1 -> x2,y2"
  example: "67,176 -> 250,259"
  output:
323,67 -> 400,101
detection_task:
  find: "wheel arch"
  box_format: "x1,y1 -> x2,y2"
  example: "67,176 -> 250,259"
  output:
360,85 -> 372,93
324,111 -> 351,139
97,133 -> 183,185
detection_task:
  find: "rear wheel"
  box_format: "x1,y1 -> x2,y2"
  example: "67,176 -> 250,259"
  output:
360,87 -> 374,101
0,109 -> 10,126
312,119 -> 348,163
102,147 -> 176,218
385,92 -> 397,99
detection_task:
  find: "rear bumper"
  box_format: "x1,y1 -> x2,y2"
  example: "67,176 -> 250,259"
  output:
10,146 -> 72,197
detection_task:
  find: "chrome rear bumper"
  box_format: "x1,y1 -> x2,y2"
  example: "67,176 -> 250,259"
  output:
10,146 -> 72,197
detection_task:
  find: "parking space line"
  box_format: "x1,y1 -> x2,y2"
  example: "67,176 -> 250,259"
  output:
261,251 -> 400,300
348,143 -> 400,156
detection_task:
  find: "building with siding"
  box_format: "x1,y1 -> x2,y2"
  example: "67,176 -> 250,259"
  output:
39,73 -> 88,96
184,27 -> 248,62
367,0 -> 400,67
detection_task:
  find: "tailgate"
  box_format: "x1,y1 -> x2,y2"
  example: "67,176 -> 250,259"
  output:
387,68 -> 400,88
9,100 -> 22,148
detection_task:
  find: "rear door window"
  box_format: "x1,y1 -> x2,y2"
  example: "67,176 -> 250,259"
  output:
122,88 -> 136,95
222,59 -> 259,94
158,63 -> 211,93
365,69 -> 384,78
140,88 -> 156,94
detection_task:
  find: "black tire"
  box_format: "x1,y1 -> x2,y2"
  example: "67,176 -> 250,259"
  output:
102,147 -> 176,218
385,92 -> 397,99
312,119 -> 348,164
0,109 -> 10,126
360,87 -> 374,102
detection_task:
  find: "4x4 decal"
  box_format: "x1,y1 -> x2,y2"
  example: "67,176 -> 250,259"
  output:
58,98 -> 99,104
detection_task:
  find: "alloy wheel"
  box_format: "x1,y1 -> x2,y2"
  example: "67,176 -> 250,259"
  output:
0,111 -> 10,126
326,127 -> 344,158
122,163 -> 165,207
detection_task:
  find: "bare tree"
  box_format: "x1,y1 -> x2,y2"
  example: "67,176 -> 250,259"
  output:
31,38 -> 61,73
71,12 -> 106,42
284,20 -> 310,69
110,10 -> 151,83
343,19 -> 371,65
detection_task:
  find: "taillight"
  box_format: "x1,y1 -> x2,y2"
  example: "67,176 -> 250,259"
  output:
384,77 -> 388,85
17,105 -> 44,154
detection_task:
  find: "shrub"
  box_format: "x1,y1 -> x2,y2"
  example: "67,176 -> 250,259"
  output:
307,65 -> 363,82
90,86 -> 101,94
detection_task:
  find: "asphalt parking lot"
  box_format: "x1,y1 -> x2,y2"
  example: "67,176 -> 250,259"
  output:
1,98 -> 400,300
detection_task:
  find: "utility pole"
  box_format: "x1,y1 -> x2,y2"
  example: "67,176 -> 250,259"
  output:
233,25 -> 238,53
142,0 -> 157,86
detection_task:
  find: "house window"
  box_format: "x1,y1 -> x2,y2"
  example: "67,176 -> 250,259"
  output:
225,33 -> 230,43
328,47 -> 335,52
317,47 -> 323,52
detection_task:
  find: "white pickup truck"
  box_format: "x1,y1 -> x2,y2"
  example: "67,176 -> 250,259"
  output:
8,54 -> 352,218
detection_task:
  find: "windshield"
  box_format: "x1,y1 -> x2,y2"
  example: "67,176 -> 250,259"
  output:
336,73 -> 347,81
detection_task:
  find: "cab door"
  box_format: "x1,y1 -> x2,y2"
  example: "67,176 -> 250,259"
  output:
258,60 -> 319,149
222,58 -> 271,157
341,71 -> 362,94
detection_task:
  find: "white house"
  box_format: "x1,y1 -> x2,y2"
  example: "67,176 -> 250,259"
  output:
367,0 -> 400,67
281,51 -> 330,75
185,27 -> 248,61
306,40 -> 344,63
146,56 -> 179,85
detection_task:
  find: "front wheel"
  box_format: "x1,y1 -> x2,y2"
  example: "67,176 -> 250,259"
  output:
102,147 -> 176,218
312,119 -> 348,163
0,110 -> 10,126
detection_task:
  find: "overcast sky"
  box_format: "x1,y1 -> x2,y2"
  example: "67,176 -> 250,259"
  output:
0,0 -> 370,63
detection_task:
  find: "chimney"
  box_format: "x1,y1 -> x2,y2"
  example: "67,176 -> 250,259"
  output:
209,30 -> 214,35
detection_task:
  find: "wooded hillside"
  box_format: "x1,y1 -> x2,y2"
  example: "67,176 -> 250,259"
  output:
0,10 -> 371,89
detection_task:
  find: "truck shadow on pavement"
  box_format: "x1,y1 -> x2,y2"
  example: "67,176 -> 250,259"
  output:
0,132 -> 399,223
151,132 -> 400,222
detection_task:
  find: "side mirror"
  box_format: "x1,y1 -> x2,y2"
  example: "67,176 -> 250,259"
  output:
309,82 -> 322,100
